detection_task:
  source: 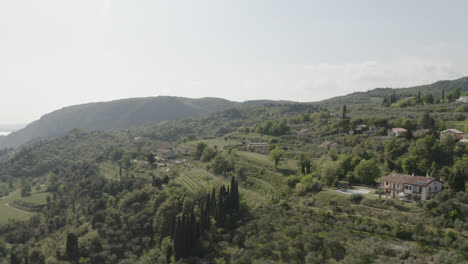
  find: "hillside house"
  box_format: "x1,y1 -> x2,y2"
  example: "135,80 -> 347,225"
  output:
247,142 -> 269,154
456,96 -> 468,103
361,125 -> 380,137
157,149 -> 176,159
356,124 -> 368,131
380,173 -> 443,200
440,129 -> 464,140
460,134 -> 468,143
413,129 -> 431,138
388,128 -> 407,137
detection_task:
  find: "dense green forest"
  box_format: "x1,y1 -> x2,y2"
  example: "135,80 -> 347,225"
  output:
0,81 -> 467,263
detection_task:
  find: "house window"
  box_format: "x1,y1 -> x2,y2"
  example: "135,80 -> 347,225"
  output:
434,186 -> 437,191
429,187 -> 432,192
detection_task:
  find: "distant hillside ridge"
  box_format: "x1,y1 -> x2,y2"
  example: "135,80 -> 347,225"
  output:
0,96 -> 243,149
320,76 -> 468,106
1,76 -> 467,149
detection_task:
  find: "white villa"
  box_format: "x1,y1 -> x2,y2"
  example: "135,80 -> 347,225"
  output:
456,96 -> 468,103
380,172 -> 443,201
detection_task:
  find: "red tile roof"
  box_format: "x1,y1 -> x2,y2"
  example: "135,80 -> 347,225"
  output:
392,128 -> 407,132
381,172 -> 438,186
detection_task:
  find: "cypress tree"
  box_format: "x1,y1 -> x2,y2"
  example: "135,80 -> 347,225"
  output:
210,188 -> 216,216
65,233 -> 79,260
10,251 -> 20,264
174,216 -> 183,259
342,104 -> 347,119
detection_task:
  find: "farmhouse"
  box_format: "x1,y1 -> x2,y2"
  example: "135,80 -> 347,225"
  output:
380,172 -> 443,200
440,129 -> 464,140
456,96 -> 468,103
460,134 -> 468,143
355,124 -> 368,131
413,129 -> 431,138
247,142 -> 269,154
388,128 -> 407,137
156,149 -> 176,159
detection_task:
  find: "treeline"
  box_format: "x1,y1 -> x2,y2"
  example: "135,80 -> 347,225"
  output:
382,87 -> 465,107
173,177 -> 240,260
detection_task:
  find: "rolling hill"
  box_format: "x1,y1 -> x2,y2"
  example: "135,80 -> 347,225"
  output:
0,97 -> 242,149
319,76 -> 468,106
1,76 -> 467,149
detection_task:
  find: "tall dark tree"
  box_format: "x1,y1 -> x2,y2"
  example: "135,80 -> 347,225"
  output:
65,233 -> 79,260
297,154 -> 312,175
419,112 -> 435,129
147,153 -> 156,165
382,96 -> 389,106
405,128 -> 413,141
448,164 -> 467,192
10,251 -> 20,264
172,180 -> 240,261
342,104 -> 347,119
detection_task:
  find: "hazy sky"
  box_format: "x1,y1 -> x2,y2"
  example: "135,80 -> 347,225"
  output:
1,0 -> 468,124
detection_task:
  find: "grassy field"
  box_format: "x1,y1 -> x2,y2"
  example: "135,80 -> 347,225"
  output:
190,137 -> 243,150
0,190 -> 34,224
19,191 -> 51,205
312,189 -> 352,207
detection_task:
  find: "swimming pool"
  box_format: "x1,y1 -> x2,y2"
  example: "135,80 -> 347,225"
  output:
336,189 -> 371,195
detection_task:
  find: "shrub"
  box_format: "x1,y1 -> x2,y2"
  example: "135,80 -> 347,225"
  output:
350,194 -> 363,204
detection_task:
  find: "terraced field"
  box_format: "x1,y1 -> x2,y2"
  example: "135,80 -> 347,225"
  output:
174,167 -> 266,205
175,168 -> 227,193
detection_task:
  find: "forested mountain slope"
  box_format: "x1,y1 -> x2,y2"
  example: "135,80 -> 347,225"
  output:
320,76 -> 468,106
0,97 -> 296,150
0,97 -> 240,149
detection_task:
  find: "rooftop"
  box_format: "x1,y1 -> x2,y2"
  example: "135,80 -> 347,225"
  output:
381,172 -> 438,186
442,128 -> 463,134
158,149 -> 174,153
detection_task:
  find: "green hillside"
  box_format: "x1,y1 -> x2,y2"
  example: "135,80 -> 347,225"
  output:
0,91 -> 466,263
1,77 -> 468,151
0,97 -> 239,149
320,76 -> 468,107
